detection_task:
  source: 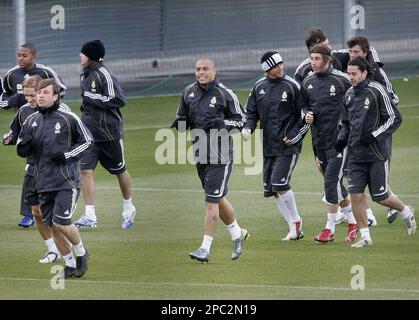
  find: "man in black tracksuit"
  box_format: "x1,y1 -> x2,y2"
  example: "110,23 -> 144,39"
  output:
17,78 -> 92,278
243,51 -> 309,241
302,44 -> 359,243
338,57 -> 415,247
346,35 -> 400,225
171,58 -> 248,263
1,43 -> 67,224
4,75 -> 73,263
0,43 -> 66,110
74,40 -> 136,230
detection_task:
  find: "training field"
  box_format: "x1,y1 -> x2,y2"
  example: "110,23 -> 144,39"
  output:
0,78 -> 418,300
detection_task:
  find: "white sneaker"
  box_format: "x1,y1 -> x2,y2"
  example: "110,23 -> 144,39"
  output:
281,220 -> 304,241
368,216 -> 378,227
121,207 -> 136,229
351,237 -> 373,248
335,209 -> 347,224
404,206 -> 416,236
38,251 -> 60,263
74,214 -> 97,229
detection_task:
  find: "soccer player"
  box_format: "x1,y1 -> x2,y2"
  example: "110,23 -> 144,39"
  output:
74,40 -> 136,229
295,29 -> 380,227
242,51 -> 309,241
0,43 -> 66,110
3,75 -> 65,263
1,43 -> 67,227
301,44 -> 358,243
17,79 -> 92,278
171,58 -> 248,263
346,35 -> 400,224
337,57 -> 416,247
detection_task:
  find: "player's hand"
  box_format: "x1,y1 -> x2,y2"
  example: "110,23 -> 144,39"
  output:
315,157 -> 323,174
50,152 -> 67,164
305,111 -> 314,124
3,133 -> 13,145
283,136 -> 293,146
242,128 -> 251,141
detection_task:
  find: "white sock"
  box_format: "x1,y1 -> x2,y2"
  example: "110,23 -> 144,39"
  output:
366,208 -> 375,220
359,227 -> 371,240
400,206 -> 412,219
85,205 -> 96,221
276,197 -> 292,226
227,220 -> 242,240
326,213 -> 336,233
123,198 -> 135,212
63,253 -> 76,268
74,241 -> 86,257
281,190 -> 301,223
341,204 -> 357,224
201,235 -> 213,253
44,237 -> 58,253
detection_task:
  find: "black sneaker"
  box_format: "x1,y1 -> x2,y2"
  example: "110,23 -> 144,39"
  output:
387,209 -> 398,224
61,266 -> 76,279
75,249 -> 89,278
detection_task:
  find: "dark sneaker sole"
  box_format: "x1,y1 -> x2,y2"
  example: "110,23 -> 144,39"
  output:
189,255 -> 209,263
314,238 -> 335,243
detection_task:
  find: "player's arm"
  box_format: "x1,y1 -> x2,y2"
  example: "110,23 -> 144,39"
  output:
64,114 -> 93,161
0,73 -> 25,109
336,97 -> 350,151
82,68 -> 125,110
16,120 -> 33,158
171,88 -> 190,132
371,87 -> 402,143
222,87 -> 246,131
3,109 -> 22,145
373,66 -> 399,105
242,87 -> 259,132
284,84 -> 310,146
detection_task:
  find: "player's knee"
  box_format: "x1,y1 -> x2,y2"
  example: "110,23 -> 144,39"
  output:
81,169 -> 93,178
32,206 -> 42,219
372,193 -> 389,204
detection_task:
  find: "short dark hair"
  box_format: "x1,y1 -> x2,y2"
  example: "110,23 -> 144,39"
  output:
305,28 -> 327,50
348,56 -> 373,78
37,78 -> 61,101
20,43 -> 37,55
347,36 -> 370,53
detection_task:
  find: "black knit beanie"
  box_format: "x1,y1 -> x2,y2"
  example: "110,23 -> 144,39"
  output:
81,40 -> 105,62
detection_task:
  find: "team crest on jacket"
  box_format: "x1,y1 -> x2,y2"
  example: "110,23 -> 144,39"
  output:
91,81 -> 96,89
281,91 -> 287,101
364,97 -> 370,109
330,85 -> 336,96
55,122 -> 61,134
209,96 -> 216,108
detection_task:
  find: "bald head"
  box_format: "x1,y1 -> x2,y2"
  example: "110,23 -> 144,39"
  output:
195,58 -> 216,86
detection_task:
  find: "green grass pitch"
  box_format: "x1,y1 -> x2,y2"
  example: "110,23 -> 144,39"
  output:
0,78 -> 418,299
